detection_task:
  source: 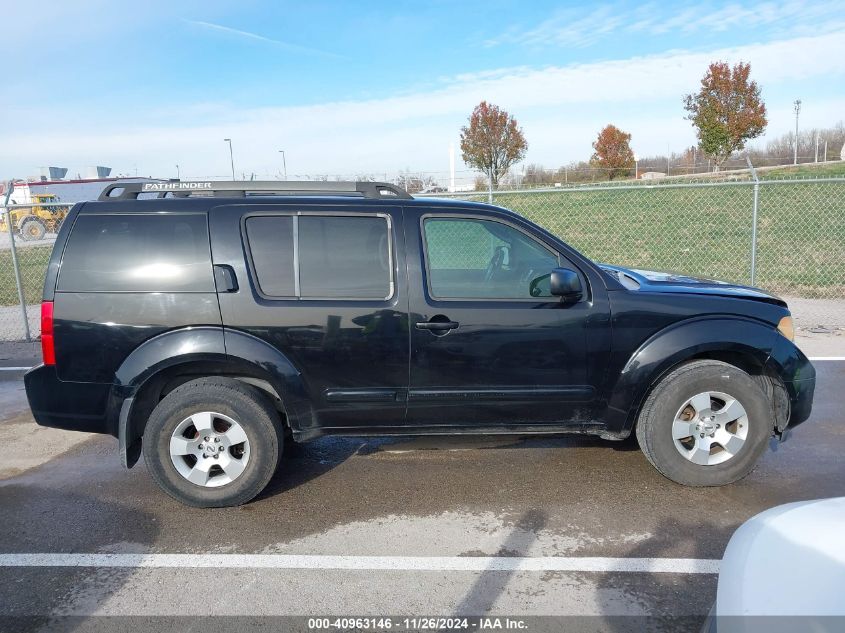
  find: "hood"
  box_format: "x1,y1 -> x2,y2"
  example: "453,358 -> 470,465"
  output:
600,264 -> 786,306
716,497 -> 845,616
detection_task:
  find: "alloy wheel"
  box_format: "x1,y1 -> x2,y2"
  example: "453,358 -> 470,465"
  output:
169,411 -> 251,487
671,391 -> 749,466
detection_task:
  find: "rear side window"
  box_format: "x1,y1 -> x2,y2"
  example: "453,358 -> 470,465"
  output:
58,214 -> 214,292
245,216 -> 296,297
245,214 -> 392,300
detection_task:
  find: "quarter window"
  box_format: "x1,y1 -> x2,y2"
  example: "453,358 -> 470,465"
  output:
245,215 -> 392,299
58,213 -> 213,292
423,218 -> 559,299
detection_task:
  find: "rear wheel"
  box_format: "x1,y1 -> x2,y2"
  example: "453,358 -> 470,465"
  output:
142,377 -> 282,507
636,360 -> 772,486
19,217 -> 46,241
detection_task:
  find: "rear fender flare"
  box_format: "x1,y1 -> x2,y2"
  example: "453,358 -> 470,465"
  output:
113,327 -> 310,468
112,327 -> 227,468
606,317 -> 778,434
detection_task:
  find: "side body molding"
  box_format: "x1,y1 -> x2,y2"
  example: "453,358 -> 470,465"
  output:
604,317 -> 779,435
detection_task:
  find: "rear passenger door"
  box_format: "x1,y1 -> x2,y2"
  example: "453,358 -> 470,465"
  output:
209,205 -> 409,432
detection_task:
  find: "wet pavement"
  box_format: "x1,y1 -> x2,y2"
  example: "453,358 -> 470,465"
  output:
0,361 -> 842,631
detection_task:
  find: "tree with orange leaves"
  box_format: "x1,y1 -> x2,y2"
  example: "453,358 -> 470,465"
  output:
591,124 -> 635,180
684,62 -> 767,170
460,101 -> 528,188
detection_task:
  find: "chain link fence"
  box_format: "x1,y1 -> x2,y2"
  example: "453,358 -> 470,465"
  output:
1,199 -> 62,341
1,178 -> 843,341
420,178 -> 845,331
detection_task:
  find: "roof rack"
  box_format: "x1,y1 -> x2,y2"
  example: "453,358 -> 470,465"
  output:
98,180 -> 412,201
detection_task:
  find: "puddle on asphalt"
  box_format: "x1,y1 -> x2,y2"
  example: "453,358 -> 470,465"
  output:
253,510 -> 652,558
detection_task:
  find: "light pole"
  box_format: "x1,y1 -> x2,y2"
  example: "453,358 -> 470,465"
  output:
633,153 -> 639,179
793,99 -> 801,165
279,150 -> 288,180
223,138 -> 236,179
175,164 -> 180,180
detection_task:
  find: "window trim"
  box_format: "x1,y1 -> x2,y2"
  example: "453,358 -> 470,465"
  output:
242,211 -> 395,302
420,213 -> 578,303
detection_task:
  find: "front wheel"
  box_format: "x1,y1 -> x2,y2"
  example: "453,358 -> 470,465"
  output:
142,377 -> 282,507
636,360 -> 773,486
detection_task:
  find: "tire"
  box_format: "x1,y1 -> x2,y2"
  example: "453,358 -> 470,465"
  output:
635,360 -> 772,487
19,217 -> 46,241
142,377 -> 283,507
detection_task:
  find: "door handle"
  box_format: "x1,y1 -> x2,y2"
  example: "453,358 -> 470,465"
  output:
213,265 -> 239,292
415,318 -> 459,332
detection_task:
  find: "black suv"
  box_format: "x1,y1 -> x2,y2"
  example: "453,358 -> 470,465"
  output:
25,181 -> 815,507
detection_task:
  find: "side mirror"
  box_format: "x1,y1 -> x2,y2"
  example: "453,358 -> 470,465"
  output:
550,267 -> 583,298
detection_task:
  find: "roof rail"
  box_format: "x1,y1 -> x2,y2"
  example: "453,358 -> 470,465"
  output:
98,180 -> 412,201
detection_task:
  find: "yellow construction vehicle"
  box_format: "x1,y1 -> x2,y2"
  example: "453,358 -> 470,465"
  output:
0,194 -> 70,241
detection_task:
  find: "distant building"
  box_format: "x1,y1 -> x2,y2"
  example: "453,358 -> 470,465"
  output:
640,171 -> 667,180
5,177 -> 161,205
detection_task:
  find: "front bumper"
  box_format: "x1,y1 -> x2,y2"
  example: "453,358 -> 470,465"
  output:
764,335 -> 816,433
24,364 -> 114,436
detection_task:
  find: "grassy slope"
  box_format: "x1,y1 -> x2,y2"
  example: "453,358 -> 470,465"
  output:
493,180 -> 844,298
0,246 -> 51,306
760,161 -> 845,180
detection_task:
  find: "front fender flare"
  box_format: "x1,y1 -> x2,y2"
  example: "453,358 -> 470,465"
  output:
605,316 -> 779,435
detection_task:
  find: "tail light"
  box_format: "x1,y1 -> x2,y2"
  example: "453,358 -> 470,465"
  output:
41,301 -> 56,366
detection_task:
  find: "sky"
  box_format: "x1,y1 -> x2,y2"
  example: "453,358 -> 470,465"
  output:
1,0 -> 844,181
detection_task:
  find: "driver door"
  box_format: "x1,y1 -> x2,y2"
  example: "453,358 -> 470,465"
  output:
405,210 -> 600,429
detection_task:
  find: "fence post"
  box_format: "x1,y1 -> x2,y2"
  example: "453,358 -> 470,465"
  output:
745,157 -> 760,286
2,181 -> 32,341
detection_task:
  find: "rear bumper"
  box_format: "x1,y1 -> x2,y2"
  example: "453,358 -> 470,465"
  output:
24,364 -> 115,436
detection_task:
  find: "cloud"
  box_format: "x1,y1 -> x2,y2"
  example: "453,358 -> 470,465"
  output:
3,31 -> 844,179
485,1 -> 845,48
184,19 -> 343,59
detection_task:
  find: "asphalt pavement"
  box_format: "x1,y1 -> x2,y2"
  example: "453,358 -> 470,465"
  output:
0,357 -> 842,633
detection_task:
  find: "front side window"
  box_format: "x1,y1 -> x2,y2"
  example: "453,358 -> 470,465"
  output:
423,217 -> 559,299
245,214 -> 392,300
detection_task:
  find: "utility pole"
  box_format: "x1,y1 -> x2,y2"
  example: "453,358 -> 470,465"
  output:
815,131 -> 820,163
793,99 -> 801,165
448,143 -> 455,193
666,144 -> 670,175
824,140 -> 828,162
278,150 -> 288,180
224,138 -> 236,179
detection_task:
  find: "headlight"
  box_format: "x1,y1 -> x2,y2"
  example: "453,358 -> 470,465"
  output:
777,315 -> 794,341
